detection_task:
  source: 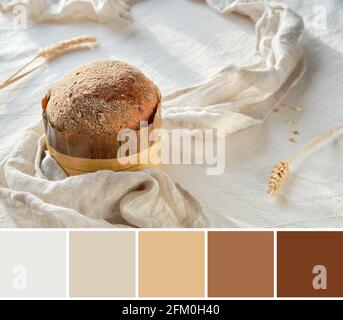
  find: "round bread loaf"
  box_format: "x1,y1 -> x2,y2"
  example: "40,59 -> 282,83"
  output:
43,60 -> 160,135
42,60 -> 161,159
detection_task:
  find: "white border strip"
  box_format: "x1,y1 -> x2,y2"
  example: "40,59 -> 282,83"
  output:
204,230 -> 208,298
66,231 -> 69,298
274,230 -> 277,299
135,230 -> 139,298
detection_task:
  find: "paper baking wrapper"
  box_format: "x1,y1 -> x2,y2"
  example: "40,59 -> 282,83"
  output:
43,102 -> 162,176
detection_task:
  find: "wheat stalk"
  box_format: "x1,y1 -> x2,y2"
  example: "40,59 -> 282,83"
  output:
37,36 -> 96,60
267,160 -> 291,195
0,63 -> 44,89
0,36 -> 96,90
267,123 -> 343,195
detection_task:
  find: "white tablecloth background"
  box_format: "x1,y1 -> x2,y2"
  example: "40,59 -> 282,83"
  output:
1,0 -> 343,227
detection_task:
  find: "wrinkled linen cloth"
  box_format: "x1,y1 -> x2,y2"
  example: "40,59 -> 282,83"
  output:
0,0 -> 307,227
163,0 -> 306,133
0,0 -> 131,24
0,123 -> 211,227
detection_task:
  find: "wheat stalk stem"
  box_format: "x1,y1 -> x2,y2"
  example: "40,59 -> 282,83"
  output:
5,56 -> 39,83
268,122 -> 343,195
0,63 -> 45,89
0,36 -> 96,90
289,123 -> 343,161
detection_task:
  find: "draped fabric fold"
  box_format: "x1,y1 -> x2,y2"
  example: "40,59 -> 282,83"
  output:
163,0 -> 306,134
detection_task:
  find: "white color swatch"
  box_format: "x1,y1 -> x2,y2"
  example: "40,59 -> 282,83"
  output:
0,231 -> 66,297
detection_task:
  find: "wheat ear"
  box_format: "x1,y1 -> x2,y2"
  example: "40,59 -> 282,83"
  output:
268,123 -> 343,195
37,36 -> 96,60
0,36 -> 96,90
267,160 -> 291,195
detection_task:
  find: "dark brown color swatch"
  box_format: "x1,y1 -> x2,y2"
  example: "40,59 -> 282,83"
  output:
208,232 -> 274,297
278,232 -> 343,297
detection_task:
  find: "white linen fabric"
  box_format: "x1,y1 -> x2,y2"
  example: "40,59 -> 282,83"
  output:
0,123 -> 211,228
0,0 -> 131,24
163,0 -> 306,133
1,0 -> 342,228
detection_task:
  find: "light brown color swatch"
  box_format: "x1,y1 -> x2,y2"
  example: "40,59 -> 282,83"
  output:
208,232 -> 274,297
139,232 -> 204,297
69,231 -> 135,297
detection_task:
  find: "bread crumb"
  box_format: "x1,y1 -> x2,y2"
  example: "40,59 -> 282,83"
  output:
292,106 -> 304,112
289,137 -> 297,143
273,107 -> 280,112
292,130 -> 300,135
288,119 -> 299,126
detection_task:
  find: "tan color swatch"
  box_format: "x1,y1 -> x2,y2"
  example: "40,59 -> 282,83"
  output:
139,232 -> 204,297
69,231 -> 135,297
208,232 -> 274,297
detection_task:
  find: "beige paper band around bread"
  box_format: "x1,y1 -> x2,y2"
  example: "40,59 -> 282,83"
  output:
46,138 -> 162,176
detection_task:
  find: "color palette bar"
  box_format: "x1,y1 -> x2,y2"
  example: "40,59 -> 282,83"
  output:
0,231 -> 342,298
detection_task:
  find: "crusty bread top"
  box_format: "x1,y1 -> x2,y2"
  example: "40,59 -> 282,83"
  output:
44,60 -> 160,135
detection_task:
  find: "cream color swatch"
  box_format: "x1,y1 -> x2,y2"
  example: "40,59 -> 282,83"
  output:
139,232 -> 204,297
69,231 -> 135,297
